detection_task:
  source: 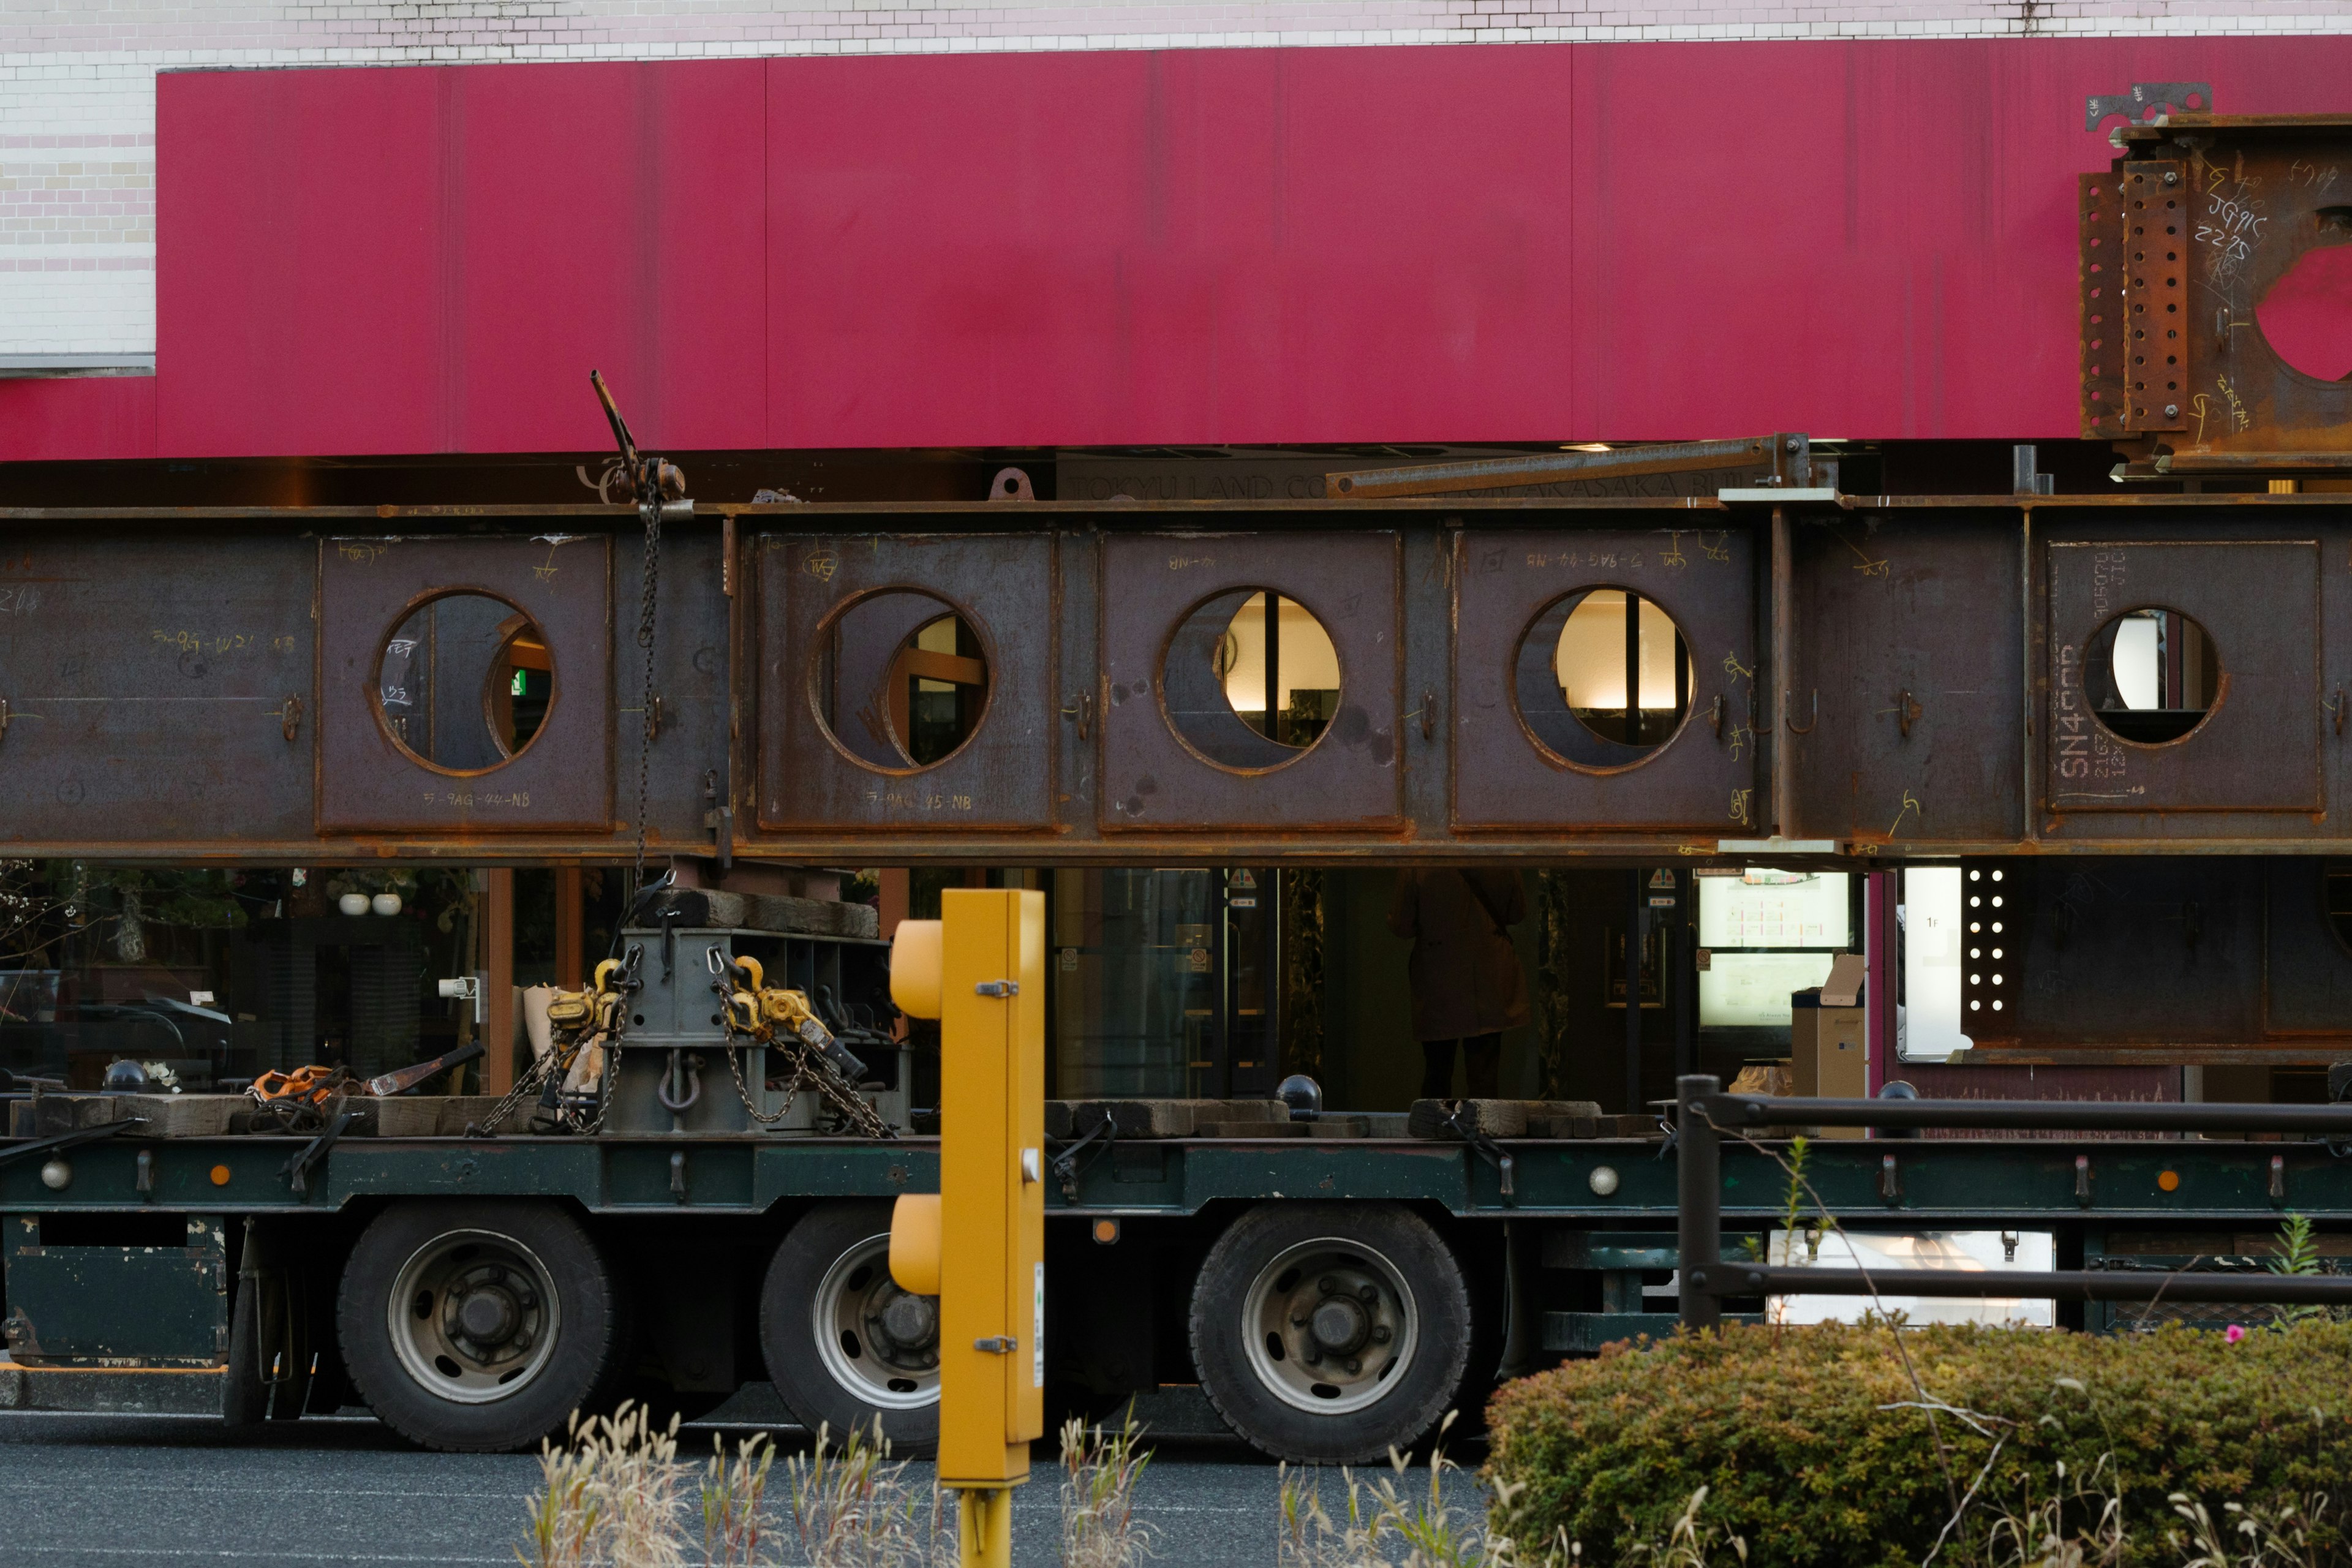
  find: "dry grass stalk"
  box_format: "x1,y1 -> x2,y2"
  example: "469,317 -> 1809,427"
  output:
702,1431 -> 780,1568
1279,1413 -> 1523,1568
519,1432 -> 603,1568
2169,1491 -> 2336,1568
783,1419 -> 940,1568
1621,1488 -> 1747,1568
516,1401 -> 688,1568
1058,1411 -> 1156,1568
1975,1456 -> 2125,1568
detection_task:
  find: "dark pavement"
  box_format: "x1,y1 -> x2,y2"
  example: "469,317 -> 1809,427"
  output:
0,1407 -> 1490,1566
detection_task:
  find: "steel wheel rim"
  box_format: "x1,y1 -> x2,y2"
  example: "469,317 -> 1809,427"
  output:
386,1229 -> 562,1406
1239,1235 -> 1420,1415
812,1231 -> 941,1411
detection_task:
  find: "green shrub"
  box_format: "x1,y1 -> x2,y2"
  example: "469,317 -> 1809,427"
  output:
1483,1319 -> 2352,1567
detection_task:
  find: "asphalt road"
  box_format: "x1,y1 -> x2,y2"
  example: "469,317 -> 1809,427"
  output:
0,1409 -> 1492,1566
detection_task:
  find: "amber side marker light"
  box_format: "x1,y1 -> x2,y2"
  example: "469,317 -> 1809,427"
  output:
209,1165 -> 232,1186
2157,1169 -> 2181,1193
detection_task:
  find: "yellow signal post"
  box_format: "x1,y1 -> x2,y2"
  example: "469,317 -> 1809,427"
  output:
886,889 -> 1046,1568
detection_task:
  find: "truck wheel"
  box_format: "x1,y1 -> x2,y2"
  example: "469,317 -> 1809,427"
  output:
1189,1202 -> 1471,1463
336,1201 -> 625,1453
760,1202 -> 940,1454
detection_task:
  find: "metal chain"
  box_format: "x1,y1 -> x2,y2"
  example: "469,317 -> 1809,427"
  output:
631,494 -> 662,897
467,1042 -> 567,1138
725,1040 -> 801,1126
722,1027 -> 891,1138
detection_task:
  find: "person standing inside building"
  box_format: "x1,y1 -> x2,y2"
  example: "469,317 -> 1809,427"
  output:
1387,869 -> 1531,1099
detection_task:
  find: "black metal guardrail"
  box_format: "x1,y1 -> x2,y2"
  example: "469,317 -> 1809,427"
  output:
1674,1074 -> 2352,1330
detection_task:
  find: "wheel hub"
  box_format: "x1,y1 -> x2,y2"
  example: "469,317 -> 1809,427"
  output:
1309,1297 -> 1368,1354
452,1280 -> 527,1347
1242,1239 -> 1419,1415
873,1285 -> 938,1354
388,1233 -> 561,1405
814,1233 -> 943,1412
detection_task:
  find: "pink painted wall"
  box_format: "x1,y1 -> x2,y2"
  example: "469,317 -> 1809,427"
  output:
4,40 -> 2350,463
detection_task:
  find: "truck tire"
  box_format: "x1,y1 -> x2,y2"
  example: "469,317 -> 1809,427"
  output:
1189,1201 -> 1471,1463
336,1200 -> 626,1453
760,1201 -> 940,1455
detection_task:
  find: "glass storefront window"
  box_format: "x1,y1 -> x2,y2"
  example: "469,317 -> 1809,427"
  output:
1051,869 -> 1219,1098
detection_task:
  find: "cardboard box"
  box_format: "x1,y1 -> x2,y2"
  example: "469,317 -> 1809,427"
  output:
1790,952 -> 1867,1138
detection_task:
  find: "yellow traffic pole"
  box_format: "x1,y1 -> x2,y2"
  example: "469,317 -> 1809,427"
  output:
958,1486 -> 1016,1567
887,889 -> 1046,1568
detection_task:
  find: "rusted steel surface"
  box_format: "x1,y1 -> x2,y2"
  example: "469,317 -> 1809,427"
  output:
1325,435 -> 1807,499
1098,532 -> 1402,832
0,531 -> 317,848
317,533 -> 614,832
2084,116 -> 2352,473
3,496 -> 2352,862
2044,538 -> 2320,815
1790,508 -> 2026,846
753,532 -> 1057,832
1945,856 -> 2352,1063
1449,526 -> 1754,832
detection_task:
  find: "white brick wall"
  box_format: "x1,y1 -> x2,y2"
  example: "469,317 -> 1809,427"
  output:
3,1 -> 2347,363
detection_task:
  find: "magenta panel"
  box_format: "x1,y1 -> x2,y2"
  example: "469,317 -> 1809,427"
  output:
156,60 -> 764,459
1566,39 -> 2352,441
7,40 -> 2352,462
0,377 -> 155,464
763,48 -> 1576,447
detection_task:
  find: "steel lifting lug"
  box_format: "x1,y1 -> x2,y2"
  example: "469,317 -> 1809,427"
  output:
669,1148 -> 688,1202
1895,689 -> 1921,739
1063,690 -> 1095,741
1709,693 -> 1724,738
1420,689 -> 1438,742
2076,1153 -> 2094,1207
2334,687 -> 2346,738
2271,1153 -> 2286,1204
279,693 -> 303,742
1879,1152 -> 1901,1204
0,696 -> 10,746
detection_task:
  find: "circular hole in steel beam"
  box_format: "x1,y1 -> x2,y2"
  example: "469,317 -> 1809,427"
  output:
376,592 -> 552,774
2084,606 -> 2221,746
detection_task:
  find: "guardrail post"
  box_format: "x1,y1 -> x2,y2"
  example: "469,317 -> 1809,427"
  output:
1677,1074 -> 1722,1331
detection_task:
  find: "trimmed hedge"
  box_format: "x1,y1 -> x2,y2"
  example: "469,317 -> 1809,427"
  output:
1485,1321 -> 2352,1566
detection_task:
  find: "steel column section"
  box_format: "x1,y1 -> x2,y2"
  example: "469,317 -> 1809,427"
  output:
1096,532 -> 1403,832
0,531 -> 317,846
2085,117 -> 2352,474
317,534 -> 614,832
12,497 -> 2352,862
2044,537 -> 2322,818
1449,525 -> 1757,832
1791,508 -> 2027,846
752,532 -> 1057,833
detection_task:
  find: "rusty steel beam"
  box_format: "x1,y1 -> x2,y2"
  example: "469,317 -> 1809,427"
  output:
2084,113 -> 2352,476
1,494 -> 2350,866
1324,435 -> 1808,499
